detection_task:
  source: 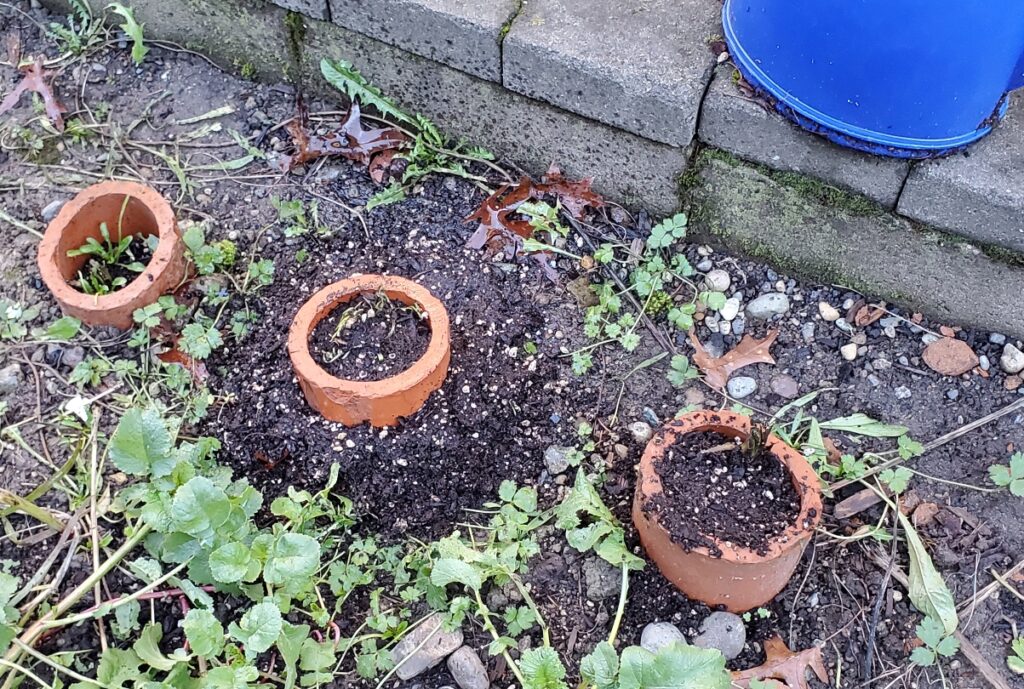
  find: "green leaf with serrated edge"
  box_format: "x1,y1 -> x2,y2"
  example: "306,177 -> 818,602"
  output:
183,608 -> 224,658
170,476 -> 231,539
430,558 -> 483,591
133,623 -> 178,671
618,643 -> 730,689
899,513 -> 958,635
910,646 -> 936,666
520,647 -> 568,689
580,641 -> 619,689
935,634 -> 960,657
320,58 -> 414,125
109,407 -> 173,477
228,599 -> 282,654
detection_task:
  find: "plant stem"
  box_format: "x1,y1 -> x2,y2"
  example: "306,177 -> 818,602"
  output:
607,564 -> 629,646
473,588 -> 526,686
511,575 -> 551,647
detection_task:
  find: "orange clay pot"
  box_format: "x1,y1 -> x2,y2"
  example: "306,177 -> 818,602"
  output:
633,410 -> 822,612
288,275 -> 451,427
37,181 -> 187,329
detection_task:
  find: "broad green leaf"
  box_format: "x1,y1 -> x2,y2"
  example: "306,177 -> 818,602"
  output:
580,641 -> 619,689
430,558 -> 483,591
95,647 -> 143,688
171,477 -> 231,539
182,608 -> 224,658
205,665 -> 260,689
910,646 -> 935,666
45,316 -> 81,340
228,599 -> 282,654
618,643 -> 730,689
898,512 -> 958,635
209,541 -> 253,583
263,533 -> 320,586
277,621 -> 310,689
109,408 -> 174,477
133,623 -> 178,671
520,647 -> 568,689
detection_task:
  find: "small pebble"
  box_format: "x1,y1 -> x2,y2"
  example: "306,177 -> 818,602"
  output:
719,297 -> 740,322
628,421 -> 653,444
692,612 -> 746,660
894,386 -> 912,400
746,293 -> 789,320
640,622 -> 687,654
840,343 -> 858,361
1001,344 -> 1024,375
818,302 -> 841,322
726,376 -> 757,399
543,446 -> 573,475
704,269 -> 731,292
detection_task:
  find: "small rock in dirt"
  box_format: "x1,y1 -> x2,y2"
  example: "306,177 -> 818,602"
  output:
770,374 -> 799,399
446,646 -> 489,689
746,293 -> 789,319
391,613 -> 463,680
990,333 -> 1007,345
544,446 -> 573,475
1007,376 -> 1022,392
801,322 -> 816,343
840,343 -> 858,361
980,355 -> 991,371
642,407 -> 660,426
0,363 -> 22,396
818,302 -> 841,322
41,199 -> 66,223
726,376 -> 757,399
682,388 -> 705,407
1001,344 -> 1024,374
704,269 -> 731,292
583,556 -> 620,601
640,622 -> 687,654
692,611 -> 746,660
628,421 -> 653,444
894,386 -> 912,400
62,345 -> 85,369
946,389 -> 960,401
696,258 -> 713,272
835,318 -> 853,334
733,314 -> 746,336
719,297 -> 740,322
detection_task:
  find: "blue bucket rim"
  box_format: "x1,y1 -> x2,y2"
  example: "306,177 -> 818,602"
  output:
721,0 -> 1006,157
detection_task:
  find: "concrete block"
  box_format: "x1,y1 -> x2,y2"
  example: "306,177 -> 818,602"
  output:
698,66 -> 910,208
503,0 -> 718,147
326,0 -> 518,81
269,0 -> 328,21
897,93 -> 1024,253
689,157 -> 1024,339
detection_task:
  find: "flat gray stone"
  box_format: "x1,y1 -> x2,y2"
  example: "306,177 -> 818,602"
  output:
897,92 -> 1024,253
503,0 -> 718,147
692,611 -> 746,660
689,157 -> 1024,339
391,613 -> 463,680
268,0 -> 328,20
446,646 -> 489,689
327,0 -> 517,81
640,622 -> 687,654
699,66 -> 909,208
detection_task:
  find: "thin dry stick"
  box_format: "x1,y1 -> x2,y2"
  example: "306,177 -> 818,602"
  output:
990,569 -> 1024,604
959,560 -> 1024,617
831,397 -> 1024,492
869,549 -> 1013,689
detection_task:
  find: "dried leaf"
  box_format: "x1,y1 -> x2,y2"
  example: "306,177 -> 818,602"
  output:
465,171 -> 602,282
912,502 -> 940,527
539,164 -> 604,219
921,337 -> 978,376
279,101 -> 408,171
5,34 -> 20,65
853,302 -> 886,327
157,347 -> 209,385
731,636 -> 829,689
0,57 -> 66,131
689,329 -> 779,389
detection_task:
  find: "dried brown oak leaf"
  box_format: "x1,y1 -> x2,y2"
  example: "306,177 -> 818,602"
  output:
689,329 -> 779,389
731,635 -> 829,689
853,301 -> 886,327
279,101 -> 408,172
922,336 -> 978,376
0,57 -> 66,131
466,171 -> 604,282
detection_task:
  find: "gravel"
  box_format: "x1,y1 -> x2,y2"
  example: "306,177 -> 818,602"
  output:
543,445 -> 573,475
746,293 -> 790,320
1001,344 -> 1024,375
704,269 -> 731,292
726,376 -> 757,399
818,302 -> 841,322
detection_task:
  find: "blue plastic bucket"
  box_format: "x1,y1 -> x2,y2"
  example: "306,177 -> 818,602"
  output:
722,0 -> 1024,157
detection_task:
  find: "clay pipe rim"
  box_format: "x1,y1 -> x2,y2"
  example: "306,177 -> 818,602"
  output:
287,274 -> 450,399
37,181 -> 180,315
636,409 -> 823,564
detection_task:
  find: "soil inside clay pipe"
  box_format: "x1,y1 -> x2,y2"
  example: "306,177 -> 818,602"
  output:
71,233 -> 155,294
309,291 -> 431,381
646,430 -> 802,556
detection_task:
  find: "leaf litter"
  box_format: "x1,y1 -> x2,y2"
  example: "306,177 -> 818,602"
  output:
689,330 -> 780,389
0,56 -> 67,131
730,635 -> 829,689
